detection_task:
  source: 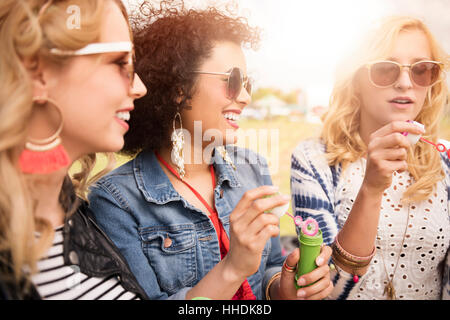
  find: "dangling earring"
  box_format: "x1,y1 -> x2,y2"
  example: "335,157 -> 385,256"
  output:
19,97 -> 71,174
171,111 -> 186,179
216,146 -> 236,170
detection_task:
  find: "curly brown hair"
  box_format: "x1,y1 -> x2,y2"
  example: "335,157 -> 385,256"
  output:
121,0 -> 260,156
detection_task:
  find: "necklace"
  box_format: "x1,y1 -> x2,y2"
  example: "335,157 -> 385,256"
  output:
378,205 -> 410,300
359,159 -> 410,300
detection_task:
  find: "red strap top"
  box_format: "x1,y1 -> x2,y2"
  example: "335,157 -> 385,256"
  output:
155,152 -> 256,300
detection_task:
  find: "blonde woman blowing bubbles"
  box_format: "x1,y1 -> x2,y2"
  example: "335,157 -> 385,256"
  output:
291,16 -> 450,300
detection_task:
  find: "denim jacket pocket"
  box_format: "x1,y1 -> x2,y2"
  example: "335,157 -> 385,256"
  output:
139,226 -> 197,294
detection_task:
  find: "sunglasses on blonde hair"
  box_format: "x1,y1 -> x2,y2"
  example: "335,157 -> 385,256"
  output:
366,60 -> 444,88
194,67 -> 252,100
50,41 -> 135,84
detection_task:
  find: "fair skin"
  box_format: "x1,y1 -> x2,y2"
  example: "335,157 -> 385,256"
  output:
158,41 -> 333,300
25,1 -> 147,228
336,29 -> 431,274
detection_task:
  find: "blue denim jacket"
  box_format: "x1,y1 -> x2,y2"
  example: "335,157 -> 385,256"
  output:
88,146 -> 284,300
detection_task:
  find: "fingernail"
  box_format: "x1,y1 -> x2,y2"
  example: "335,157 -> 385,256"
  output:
316,257 -> 324,266
297,290 -> 305,298
297,278 -> 306,286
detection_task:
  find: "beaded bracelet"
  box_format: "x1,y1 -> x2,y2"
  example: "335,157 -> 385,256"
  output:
331,245 -> 372,269
331,242 -> 373,283
334,235 -> 376,263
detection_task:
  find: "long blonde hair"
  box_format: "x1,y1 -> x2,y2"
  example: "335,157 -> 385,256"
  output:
321,16 -> 449,203
0,0 -> 125,285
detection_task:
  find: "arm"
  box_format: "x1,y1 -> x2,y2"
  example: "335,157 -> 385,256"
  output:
290,123 -> 424,299
188,152 -> 296,300
336,121 -> 425,275
184,185 -> 292,300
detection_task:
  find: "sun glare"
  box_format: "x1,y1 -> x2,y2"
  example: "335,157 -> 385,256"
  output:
240,0 -> 386,107
124,0 -> 448,109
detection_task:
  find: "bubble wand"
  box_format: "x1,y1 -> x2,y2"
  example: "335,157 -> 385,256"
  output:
284,212 -> 319,237
419,137 -> 450,156
402,120 -> 450,156
272,206 -> 322,289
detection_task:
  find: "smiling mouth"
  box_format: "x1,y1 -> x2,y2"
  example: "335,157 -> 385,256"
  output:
223,112 -> 240,129
223,112 -> 240,122
115,111 -> 130,121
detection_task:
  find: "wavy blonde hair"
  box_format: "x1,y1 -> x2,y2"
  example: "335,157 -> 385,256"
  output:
0,0 -> 126,285
321,16 -> 450,203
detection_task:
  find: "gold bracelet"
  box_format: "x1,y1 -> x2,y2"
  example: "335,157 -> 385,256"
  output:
265,272 -> 281,300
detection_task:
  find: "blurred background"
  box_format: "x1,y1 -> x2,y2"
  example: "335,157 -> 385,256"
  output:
93,1 -> 450,246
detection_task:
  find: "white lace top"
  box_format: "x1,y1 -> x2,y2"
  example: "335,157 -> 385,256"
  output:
290,139 -> 450,300
333,158 -> 449,299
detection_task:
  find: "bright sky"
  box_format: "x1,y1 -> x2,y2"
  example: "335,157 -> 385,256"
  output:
124,0 -> 450,108
239,0 -> 385,107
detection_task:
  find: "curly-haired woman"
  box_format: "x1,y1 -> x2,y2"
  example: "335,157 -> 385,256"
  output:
88,1 -> 333,300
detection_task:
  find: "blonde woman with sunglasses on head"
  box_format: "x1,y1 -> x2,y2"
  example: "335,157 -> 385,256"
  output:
291,16 -> 450,300
0,0 -> 148,299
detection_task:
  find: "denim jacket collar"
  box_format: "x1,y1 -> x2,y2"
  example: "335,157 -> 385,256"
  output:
133,147 -> 241,205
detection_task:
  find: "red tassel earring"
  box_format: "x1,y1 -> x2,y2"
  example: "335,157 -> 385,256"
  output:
19,97 -> 70,174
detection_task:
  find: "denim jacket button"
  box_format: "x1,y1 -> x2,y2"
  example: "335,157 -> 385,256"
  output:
69,251 -> 79,265
164,236 -> 172,248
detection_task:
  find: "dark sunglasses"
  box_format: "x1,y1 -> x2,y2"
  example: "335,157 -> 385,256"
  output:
194,67 -> 252,100
366,60 -> 444,88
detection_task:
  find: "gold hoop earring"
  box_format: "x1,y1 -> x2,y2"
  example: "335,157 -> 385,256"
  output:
19,97 -> 70,174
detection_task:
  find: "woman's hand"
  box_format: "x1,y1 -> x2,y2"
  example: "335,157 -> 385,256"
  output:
223,185 -> 289,281
363,120 -> 425,195
275,245 -> 333,300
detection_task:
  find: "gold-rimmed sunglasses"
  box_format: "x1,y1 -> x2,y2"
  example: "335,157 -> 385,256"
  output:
366,60 -> 444,88
193,67 -> 252,100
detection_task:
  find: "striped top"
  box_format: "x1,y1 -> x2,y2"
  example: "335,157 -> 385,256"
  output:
31,227 -> 140,300
291,138 -> 450,300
